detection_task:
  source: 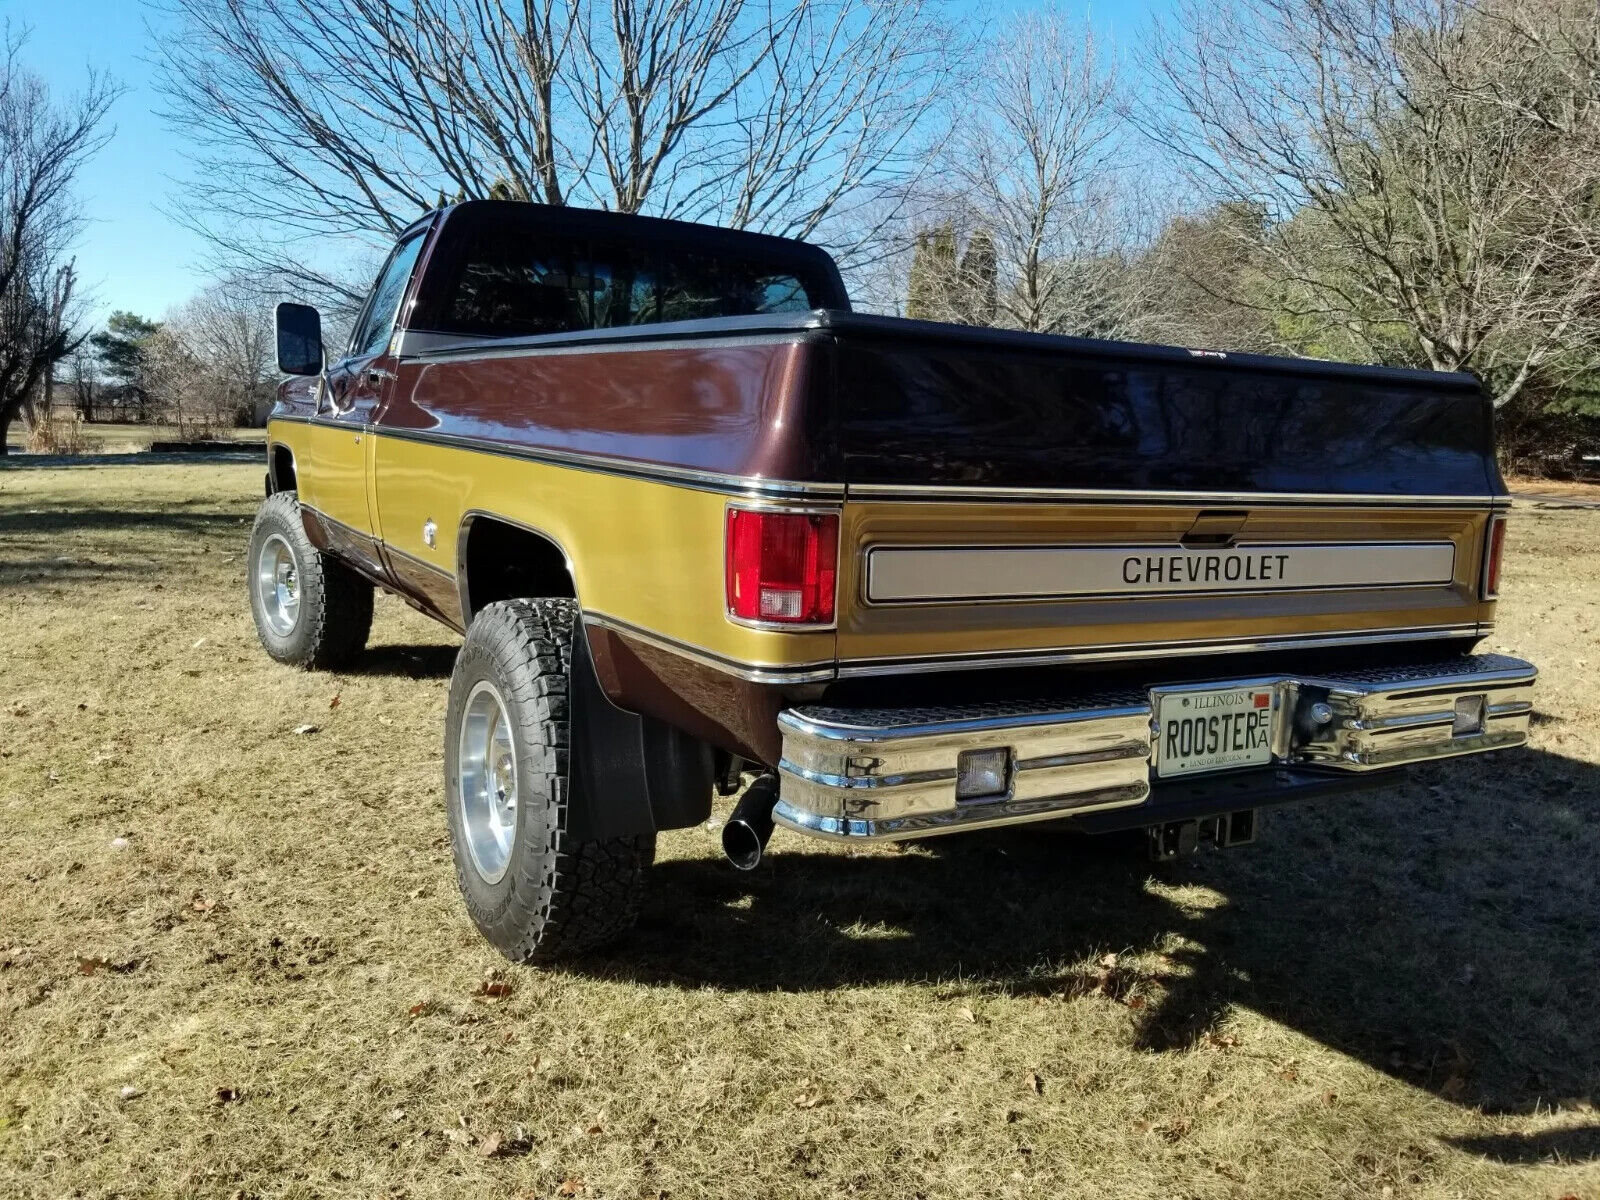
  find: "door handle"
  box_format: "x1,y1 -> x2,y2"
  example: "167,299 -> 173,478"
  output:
365,367 -> 396,388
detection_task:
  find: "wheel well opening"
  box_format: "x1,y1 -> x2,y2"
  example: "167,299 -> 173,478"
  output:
462,517 -> 576,621
270,445 -> 297,493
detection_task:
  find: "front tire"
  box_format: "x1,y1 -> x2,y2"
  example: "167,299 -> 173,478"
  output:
247,490 -> 373,669
444,599 -> 653,963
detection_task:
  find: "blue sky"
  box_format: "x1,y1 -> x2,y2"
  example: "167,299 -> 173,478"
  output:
25,0 -> 1173,327
19,0 -> 205,324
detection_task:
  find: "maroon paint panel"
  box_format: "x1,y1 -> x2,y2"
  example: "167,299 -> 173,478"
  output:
384,550 -> 466,631
586,623 -> 824,765
378,336 -> 834,483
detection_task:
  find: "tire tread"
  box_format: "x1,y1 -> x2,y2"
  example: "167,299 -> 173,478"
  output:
248,491 -> 373,669
448,598 -> 652,963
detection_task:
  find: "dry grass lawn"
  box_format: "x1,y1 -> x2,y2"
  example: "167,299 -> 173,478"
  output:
2,462 -> 1598,1200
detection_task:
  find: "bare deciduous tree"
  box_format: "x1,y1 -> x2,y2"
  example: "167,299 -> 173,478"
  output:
177,278 -> 278,424
1130,202 -> 1280,352
938,9 -> 1135,335
1138,0 -> 1600,407
154,0 -> 959,305
145,278 -> 280,434
0,33 -> 117,454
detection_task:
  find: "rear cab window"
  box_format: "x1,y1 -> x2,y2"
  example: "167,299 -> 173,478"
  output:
410,203 -> 842,339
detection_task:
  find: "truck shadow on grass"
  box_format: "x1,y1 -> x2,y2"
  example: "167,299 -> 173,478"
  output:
615,745 -> 1599,1127
0,503 -> 247,540
344,643 -> 459,679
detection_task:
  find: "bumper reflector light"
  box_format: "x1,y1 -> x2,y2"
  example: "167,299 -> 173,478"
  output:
1452,694 -> 1486,737
956,747 -> 1012,802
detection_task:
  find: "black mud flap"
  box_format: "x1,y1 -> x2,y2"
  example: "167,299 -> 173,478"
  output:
565,618 -> 714,841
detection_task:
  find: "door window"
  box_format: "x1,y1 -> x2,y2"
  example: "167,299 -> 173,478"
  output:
347,230 -> 427,359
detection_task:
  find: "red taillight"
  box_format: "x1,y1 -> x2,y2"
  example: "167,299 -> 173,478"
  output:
725,507 -> 839,625
1483,515 -> 1507,598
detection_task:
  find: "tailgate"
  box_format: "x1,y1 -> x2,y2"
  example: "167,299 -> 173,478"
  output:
822,315 -> 1501,673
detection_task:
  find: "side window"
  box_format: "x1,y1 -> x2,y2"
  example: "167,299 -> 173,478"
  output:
348,231 -> 426,358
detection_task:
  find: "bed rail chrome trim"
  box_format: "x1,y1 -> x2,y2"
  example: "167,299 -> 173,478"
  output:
773,654 -> 1536,841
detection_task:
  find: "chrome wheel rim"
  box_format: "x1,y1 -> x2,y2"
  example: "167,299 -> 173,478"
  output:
458,680 -> 519,885
255,534 -> 301,636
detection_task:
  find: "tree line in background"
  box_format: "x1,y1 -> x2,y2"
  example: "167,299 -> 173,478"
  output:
892,0 -> 1600,471
62,283 -> 279,434
5,0 -> 1600,470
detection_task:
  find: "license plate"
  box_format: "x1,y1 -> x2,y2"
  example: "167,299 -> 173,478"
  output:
1154,686 -> 1276,778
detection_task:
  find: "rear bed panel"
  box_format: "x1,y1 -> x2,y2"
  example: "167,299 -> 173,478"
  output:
821,314 -> 1502,673
825,314 -> 1498,497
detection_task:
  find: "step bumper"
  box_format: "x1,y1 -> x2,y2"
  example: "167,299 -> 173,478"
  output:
772,654 -> 1537,841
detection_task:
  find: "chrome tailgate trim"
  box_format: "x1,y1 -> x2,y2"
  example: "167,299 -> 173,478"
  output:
865,541 -> 1457,603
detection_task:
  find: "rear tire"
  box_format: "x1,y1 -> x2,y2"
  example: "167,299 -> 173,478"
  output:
247,490 -> 373,669
444,598 -> 654,963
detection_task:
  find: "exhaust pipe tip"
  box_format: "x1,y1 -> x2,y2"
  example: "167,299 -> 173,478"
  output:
721,819 -> 767,871
720,775 -> 778,871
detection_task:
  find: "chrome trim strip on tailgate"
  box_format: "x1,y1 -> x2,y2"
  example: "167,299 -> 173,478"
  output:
774,654 -> 1536,841
846,483 -> 1508,508
865,541 -> 1458,604
832,625 -> 1485,678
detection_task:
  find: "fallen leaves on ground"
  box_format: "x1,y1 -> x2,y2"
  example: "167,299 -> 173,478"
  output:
78,956 -> 139,976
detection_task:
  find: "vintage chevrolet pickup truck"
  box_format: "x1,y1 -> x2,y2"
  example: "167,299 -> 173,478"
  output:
253,199 -> 1537,963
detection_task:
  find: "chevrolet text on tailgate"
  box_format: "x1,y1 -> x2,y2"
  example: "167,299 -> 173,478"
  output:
251,200 -> 1537,962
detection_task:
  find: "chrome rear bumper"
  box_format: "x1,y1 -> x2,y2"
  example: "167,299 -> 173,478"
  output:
773,654 -> 1536,841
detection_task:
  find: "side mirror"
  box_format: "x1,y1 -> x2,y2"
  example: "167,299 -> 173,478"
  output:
275,302 -> 324,376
